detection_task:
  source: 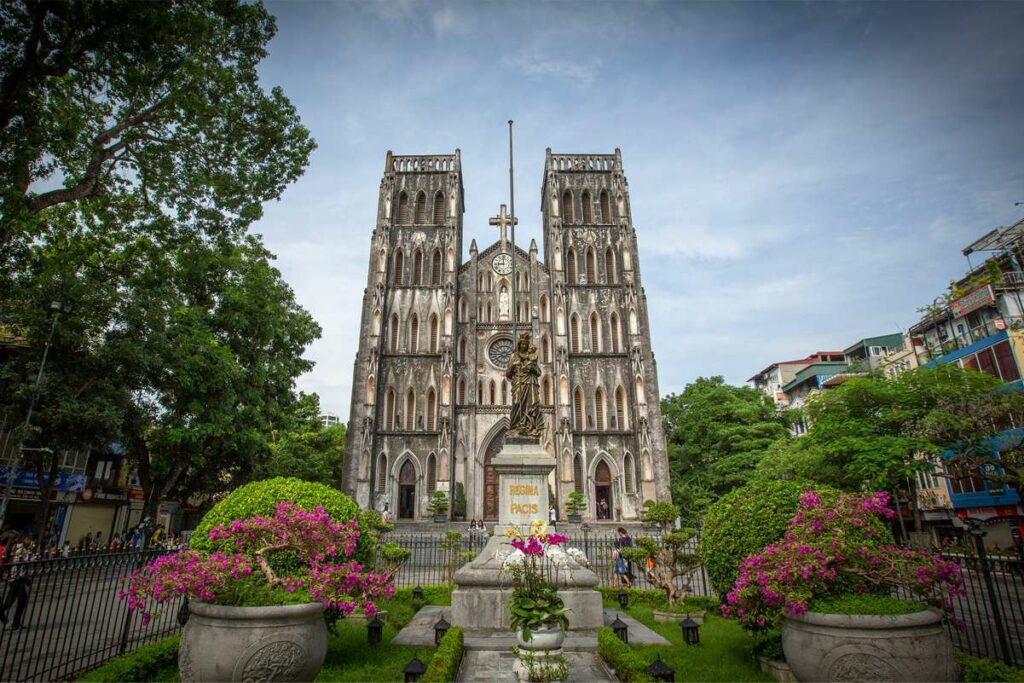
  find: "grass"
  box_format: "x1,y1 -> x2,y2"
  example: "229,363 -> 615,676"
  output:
807,593 -> 927,616
602,599 -> 773,682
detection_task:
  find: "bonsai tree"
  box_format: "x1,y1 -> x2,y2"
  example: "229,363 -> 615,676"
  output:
565,491 -> 587,520
453,482 -> 467,521
640,500 -> 678,531
439,530 -> 463,586
622,501 -> 702,606
428,490 -> 450,521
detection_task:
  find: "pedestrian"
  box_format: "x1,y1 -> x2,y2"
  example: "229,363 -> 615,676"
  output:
597,498 -> 609,520
131,527 -> 143,551
0,535 -> 33,630
613,526 -> 634,588
61,541 -> 71,558
549,505 -> 557,529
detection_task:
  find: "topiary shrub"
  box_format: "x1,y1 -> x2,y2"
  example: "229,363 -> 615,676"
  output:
699,479 -> 839,595
597,627 -> 653,682
77,636 -> 179,682
957,652 -> 1024,683
191,477 -> 367,558
422,626 -> 464,682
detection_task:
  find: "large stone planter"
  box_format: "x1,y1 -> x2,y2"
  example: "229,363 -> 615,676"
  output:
516,624 -> 566,651
179,601 -> 328,682
781,608 -> 957,682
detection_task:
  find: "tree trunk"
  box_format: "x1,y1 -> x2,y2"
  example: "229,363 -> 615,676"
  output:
908,476 -> 925,550
32,450 -> 61,550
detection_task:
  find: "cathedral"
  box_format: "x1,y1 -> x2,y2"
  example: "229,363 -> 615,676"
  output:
341,149 -> 671,522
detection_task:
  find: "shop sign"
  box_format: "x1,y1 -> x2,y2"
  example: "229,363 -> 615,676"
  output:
0,466 -> 86,492
951,285 -> 995,318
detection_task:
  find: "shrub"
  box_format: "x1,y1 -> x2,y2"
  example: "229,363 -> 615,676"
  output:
78,636 -> 179,682
191,477 -> 366,557
566,491 -> 587,516
700,479 -> 838,594
957,652 -> 1024,683
428,491 -> 449,516
597,587 -> 718,611
597,627 -> 653,682
423,626 -> 464,682
639,500 -> 678,529
622,529 -> 701,606
808,593 -> 926,616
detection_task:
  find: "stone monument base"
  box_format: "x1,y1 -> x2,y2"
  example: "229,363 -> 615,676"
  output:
451,438 -> 603,634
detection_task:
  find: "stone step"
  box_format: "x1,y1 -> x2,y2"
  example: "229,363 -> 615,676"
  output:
456,650 -> 616,682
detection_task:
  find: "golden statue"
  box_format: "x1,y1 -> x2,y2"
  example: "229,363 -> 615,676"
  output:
506,332 -> 542,439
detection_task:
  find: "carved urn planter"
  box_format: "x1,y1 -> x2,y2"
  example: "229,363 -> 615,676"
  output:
781,608 -> 957,682
179,601 -> 327,682
516,624 -> 566,651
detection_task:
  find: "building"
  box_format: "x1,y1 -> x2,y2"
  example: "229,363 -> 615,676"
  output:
342,149 -> 671,522
320,412 -> 340,428
748,351 -> 846,408
843,334 -> 905,371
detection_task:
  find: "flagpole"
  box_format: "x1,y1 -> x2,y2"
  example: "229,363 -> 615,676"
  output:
508,120 -> 517,343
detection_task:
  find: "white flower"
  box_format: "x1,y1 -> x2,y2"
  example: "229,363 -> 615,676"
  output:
499,548 -> 526,569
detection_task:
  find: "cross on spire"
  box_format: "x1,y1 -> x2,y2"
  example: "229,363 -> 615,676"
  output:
488,204 -> 518,246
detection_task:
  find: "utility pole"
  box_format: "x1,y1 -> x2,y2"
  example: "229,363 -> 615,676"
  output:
508,120 -> 517,341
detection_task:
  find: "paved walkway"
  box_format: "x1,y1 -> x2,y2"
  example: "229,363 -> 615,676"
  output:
457,650 -> 615,682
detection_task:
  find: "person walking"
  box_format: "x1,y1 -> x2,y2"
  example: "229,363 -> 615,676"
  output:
0,536 -> 33,630
613,527 -> 635,588
549,505 -> 557,530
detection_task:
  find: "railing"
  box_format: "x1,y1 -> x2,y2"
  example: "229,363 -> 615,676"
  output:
548,154 -> 617,172
390,155 -> 458,173
0,549 -> 182,682
1002,271 -> 1024,287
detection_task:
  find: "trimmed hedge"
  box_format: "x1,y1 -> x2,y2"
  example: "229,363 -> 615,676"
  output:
957,652 -> 1024,683
597,627 -> 653,682
808,594 -> 926,616
598,587 -> 718,612
422,626 -> 464,682
78,636 -> 179,682
699,479 -> 840,595
191,478 -> 366,557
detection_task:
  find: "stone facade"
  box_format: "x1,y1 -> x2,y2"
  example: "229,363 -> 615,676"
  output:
342,149 -> 671,521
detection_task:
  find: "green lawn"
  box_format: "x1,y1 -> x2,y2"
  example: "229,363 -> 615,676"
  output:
603,600 -> 773,682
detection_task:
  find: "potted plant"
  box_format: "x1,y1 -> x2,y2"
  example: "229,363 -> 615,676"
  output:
722,489 -> 965,682
120,500 -> 402,682
502,522 -> 571,655
453,482 -> 467,522
565,491 -> 586,524
428,490 -> 450,523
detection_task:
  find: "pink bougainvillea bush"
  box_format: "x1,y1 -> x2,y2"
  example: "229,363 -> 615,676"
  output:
721,489 -> 965,630
120,501 -> 395,623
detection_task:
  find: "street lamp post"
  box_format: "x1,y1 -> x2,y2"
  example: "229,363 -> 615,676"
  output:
0,301 -> 69,529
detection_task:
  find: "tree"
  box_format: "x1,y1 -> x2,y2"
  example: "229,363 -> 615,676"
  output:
662,377 -> 791,521
622,501 -> 701,606
257,422 -> 347,487
1,0 -> 314,246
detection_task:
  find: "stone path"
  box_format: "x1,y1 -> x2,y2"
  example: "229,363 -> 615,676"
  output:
457,650 -> 615,682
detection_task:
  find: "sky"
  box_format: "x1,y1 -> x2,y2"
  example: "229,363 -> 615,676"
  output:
249,1 -> 1024,418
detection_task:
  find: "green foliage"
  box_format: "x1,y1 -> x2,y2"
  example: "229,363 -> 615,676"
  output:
751,631 -> 784,662
662,377 -> 791,522
957,652 -> 1024,683
639,500 -> 678,529
566,490 -> 587,516
77,636 -> 180,682
428,491 -> 450,515
623,530 -> 702,606
597,627 -> 654,682
191,478 -> 364,557
597,587 -> 718,612
258,423 -> 346,487
422,627 -> 464,683
509,585 -> 570,639
453,482 -> 467,519
807,594 -> 927,616
700,479 -> 838,595
512,647 -> 570,683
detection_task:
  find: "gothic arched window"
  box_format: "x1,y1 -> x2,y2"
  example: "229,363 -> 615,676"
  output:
433,191 -> 445,224
405,389 -> 416,430
600,190 -> 611,222
489,380 -> 497,405
594,388 -> 605,430
581,190 -> 593,223
457,378 -> 465,404
414,191 -> 427,224
585,247 -> 597,284
570,314 -> 581,353
605,246 -> 616,284
426,389 -> 436,431
540,294 -> 549,322
397,192 -> 410,223
409,314 -> 419,352
459,296 -> 467,322
457,336 -> 466,362
590,313 -> 601,352
616,386 -> 628,430
566,248 -> 577,284
573,388 -> 584,430
426,453 -> 437,491
502,379 -> 509,405
541,334 -> 551,363
624,453 -> 635,492
429,314 -> 439,352
431,249 -> 442,286
385,389 -> 396,430
573,454 -> 584,493
376,453 -> 387,492
413,249 -> 424,285
393,250 -> 405,286
562,190 -> 574,224
542,376 -> 552,405
610,312 -> 620,353
390,314 -> 400,353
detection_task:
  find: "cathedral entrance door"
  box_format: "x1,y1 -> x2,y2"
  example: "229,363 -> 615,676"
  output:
483,429 -> 506,521
398,460 -> 417,519
595,460 -> 613,520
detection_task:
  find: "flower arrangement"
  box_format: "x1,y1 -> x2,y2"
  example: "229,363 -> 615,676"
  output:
503,521 -> 571,639
721,489 -> 965,630
120,501 -> 397,623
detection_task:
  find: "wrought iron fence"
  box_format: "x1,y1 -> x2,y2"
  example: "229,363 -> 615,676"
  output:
0,549 -> 182,682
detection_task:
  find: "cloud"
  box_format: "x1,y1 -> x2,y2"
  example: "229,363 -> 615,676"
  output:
431,5 -> 470,39
501,48 -> 599,86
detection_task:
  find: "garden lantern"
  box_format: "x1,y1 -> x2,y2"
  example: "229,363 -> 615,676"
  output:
646,655 -> 675,682
404,654 -> 427,682
611,614 -> 629,644
433,616 -> 451,645
412,585 -> 424,601
367,616 -> 384,645
681,617 -> 700,645
617,589 -> 629,609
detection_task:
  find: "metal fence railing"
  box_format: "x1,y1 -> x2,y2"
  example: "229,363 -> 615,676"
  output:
0,549 -> 182,682
0,533 -> 1020,680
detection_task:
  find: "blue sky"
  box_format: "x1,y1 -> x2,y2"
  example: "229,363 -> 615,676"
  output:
251,1 -> 1024,417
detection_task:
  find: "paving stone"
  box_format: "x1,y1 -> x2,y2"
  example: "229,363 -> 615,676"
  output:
392,605 -> 450,646
603,609 -> 671,645
457,650 -> 615,682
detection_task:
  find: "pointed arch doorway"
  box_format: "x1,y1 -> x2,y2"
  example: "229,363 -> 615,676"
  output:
483,429 -> 506,521
595,460 -> 613,520
398,460 -> 417,519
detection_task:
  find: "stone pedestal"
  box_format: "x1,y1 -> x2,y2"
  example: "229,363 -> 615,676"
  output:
451,437 -> 604,633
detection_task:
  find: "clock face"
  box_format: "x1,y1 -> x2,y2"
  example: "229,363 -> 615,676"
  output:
492,253 -> 513,275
